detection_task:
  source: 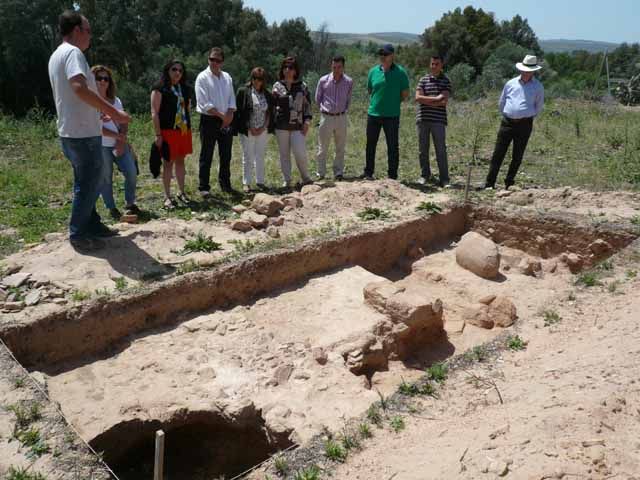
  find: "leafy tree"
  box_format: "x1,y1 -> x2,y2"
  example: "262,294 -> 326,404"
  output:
421,6 -> 501,73
499,15 -> 541,56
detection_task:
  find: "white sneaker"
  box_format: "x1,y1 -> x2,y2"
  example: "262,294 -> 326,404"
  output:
281,181 -> 291,188
199,190 -> 211,198
417,177 -> 427,185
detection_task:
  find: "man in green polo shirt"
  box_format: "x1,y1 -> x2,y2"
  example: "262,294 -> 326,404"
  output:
361,44 -> 410,180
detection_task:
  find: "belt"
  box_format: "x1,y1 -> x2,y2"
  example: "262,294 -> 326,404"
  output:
504,116 -> 533,123
322,111 -> 346,116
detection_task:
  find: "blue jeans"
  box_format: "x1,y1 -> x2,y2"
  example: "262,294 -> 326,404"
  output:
60,136 -> 104,238
100,145 -> 137,209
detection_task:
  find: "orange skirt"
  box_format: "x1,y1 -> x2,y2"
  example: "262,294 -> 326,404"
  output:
161,128 -> 193,160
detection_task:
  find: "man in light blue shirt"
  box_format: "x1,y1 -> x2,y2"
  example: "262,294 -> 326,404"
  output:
484,55 -> 544,189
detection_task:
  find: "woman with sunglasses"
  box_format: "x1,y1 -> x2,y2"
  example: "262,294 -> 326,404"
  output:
272,57 -> 313,189
91,65 -> 139,220
234,67 -> 274,192
151,59 -> 193,209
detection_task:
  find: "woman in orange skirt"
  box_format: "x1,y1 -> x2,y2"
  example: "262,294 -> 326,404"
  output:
151,59 -> 193,209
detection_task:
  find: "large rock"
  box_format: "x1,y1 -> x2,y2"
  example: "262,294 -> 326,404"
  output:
455,232 -> 501,279
489,296 -> 517,327
1,272 -> 31,288
282,196 -> 303,208
463,304 -> 494,329
240,211 -> 268,228
230,220 -> 253,232
251,193 -> 284,217
364,280 -> 444,359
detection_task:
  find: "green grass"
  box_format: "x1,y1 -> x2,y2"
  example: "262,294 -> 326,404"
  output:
356,207 -> 391,221
575,271 -> 602,287
113,276 -> 128,291
507,335 -> 528,351
366,404 -> 383,427
465,345 -> 488,363
324,439 -> 346,462
358,422 -> 372,439
7,403 -> 42,431
5,467 -> 47,480
273,453 -> 289,475
15,428 -> 50,458
70,290 -> 91,302
2,97 -> 639,259
389,415 -> 405,433
294,465 -> 320,480
426,362 -> 448,383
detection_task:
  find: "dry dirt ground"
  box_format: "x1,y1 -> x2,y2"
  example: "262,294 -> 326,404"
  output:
332,246 -> 640,480
1,180 -> 639,480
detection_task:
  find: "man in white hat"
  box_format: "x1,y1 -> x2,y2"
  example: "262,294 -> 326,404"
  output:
483,54 -> 544,189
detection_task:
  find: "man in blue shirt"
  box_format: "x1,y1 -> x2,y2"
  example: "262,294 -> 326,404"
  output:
484,55 -> 544,189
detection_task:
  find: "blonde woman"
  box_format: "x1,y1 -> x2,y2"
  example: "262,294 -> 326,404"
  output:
92,65 -> 139,219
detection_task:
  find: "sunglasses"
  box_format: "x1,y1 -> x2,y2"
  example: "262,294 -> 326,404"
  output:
170,67 -> 183,73
208,58 -> 222,64
252,77 -> 264,81
95,75 -> 110,82
283,65 -> 294,71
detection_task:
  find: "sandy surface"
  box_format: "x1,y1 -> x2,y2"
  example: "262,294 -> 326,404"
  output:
333,247 -> 640,480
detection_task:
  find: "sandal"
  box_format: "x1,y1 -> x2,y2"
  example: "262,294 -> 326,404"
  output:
176,192 -> 190,204
163,197 -> 176,210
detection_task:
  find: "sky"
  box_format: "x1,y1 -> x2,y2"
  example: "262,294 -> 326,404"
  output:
242,0 -> 639,44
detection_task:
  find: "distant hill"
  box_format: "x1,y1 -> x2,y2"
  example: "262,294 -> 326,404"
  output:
539,39 -> 619,53
313,31 -> 421,46
313,32 -> 620,54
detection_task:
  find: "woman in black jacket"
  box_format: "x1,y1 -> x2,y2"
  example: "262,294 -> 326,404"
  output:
235,67 -> 274,192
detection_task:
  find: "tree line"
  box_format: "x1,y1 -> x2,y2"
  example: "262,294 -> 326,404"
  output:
1,2 -> 639,117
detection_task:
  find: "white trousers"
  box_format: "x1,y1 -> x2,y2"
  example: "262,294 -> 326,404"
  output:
316,113 -> 348,177
275,129 -> 311,184
240,131 -> 268,185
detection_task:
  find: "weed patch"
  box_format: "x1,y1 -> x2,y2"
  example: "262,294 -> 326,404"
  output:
543,309 -> 562,326
5,467 -> 47,480
356,207 -> 390,221
426,362 -> 448,383
575,271 -> 601,287
390,415 -> 405,433
294,465 -> 320,480
180,232 -> 223,255
415,201 -> 443,215
324,439 -> 346,462
273,454 -> 289,475
70,290 -> 90,302
507,335 -> 528,351
358,422 -> 372,439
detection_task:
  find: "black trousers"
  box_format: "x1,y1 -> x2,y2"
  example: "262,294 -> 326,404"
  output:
198,115 -> 233,191
485,117 -> 533,188
365,115 -> 400,179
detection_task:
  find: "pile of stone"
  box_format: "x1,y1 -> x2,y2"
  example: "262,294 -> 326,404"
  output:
230,193 -> 303,238
0,269 -> 72,313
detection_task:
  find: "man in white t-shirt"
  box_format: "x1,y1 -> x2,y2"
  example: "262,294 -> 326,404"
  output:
48,10 -> 130,250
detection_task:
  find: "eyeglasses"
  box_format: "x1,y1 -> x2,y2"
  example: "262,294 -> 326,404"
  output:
208,58 -> 222,64
170,67 -> 183,73
95,75 -> 110,82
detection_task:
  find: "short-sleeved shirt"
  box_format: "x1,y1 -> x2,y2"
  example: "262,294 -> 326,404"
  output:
416,73 -> 451,125
101,97 -> 124,147
48,42 -> 101,138
367,63 -> 410,118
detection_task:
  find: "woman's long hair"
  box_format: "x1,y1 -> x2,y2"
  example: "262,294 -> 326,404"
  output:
91,65 -> 116,101
153,59 -> 188,90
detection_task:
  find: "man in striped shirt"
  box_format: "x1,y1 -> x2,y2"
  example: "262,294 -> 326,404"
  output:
315,55 -> 353,180
415,55 -> 452,187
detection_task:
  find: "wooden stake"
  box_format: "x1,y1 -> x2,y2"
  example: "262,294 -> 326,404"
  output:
154,430 -> 165,480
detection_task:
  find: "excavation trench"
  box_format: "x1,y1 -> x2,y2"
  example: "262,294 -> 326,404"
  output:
0,205 -> 637,480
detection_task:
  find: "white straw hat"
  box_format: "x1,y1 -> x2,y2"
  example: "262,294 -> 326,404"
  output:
516,55 -> 542,72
